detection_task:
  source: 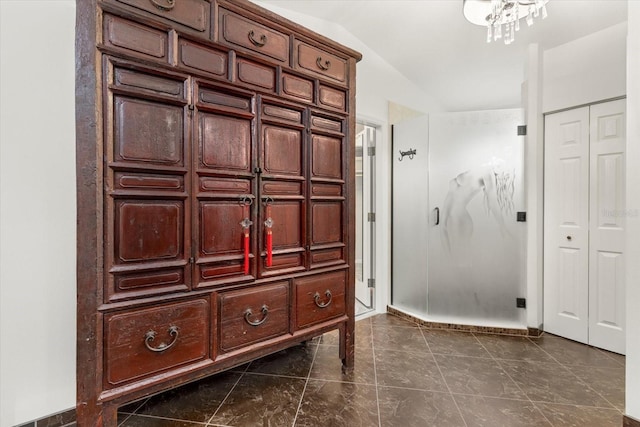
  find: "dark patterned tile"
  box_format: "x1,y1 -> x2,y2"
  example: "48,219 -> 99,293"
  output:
375,349 -> 447,391
370,313 -> 419,328
35,408 -> 76,427
132,371 -> 241,423
245,343 -> 317,378
454,394 -> 551,427
474,334 -> 557,363
320,321 -> 372,348
295,380 -> 379,427
499,360 -> 613,407
209,374 -> 305,427
434,354 -> 526,399
372,325 -> 429,353
535,402 -> 622,426
377,386 -> 464,427
423,329 -> 490,357
118,414 -> 206,426
309,343 -> 375,384
533,334 -> 623,368
567,365 -> 625,411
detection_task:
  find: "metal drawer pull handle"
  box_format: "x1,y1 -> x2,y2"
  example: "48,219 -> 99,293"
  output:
149,0 -> 175,11
248,30 -> 267,47
245,305 -> 269,326
314,290 -> 332,308
144,325 -> 179,352
316,57 -> 331,71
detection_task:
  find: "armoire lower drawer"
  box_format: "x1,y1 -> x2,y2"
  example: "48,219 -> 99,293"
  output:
104,298 -> 210,387
294,270 -> 346,329
219,282 -> 289,353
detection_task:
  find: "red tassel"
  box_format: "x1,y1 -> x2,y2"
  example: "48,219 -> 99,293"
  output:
266,229 -> 273,267
243,230 -> 250,275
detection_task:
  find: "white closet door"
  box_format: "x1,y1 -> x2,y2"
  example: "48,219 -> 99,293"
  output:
543,107 -> 590,344
589,99 -> 626,354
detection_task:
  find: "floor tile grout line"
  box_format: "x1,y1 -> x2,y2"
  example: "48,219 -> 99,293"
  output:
290,339 -> 321,427
370,318 -> 383,427
526,334 -> 623,412
117,397 -> 150,427
204,368 -> 247,427
471,332 -> 555,427
419,327 -> 469,427
121,412 -> 210,425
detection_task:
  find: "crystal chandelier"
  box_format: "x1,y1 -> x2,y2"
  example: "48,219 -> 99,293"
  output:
463,0 -> 549,45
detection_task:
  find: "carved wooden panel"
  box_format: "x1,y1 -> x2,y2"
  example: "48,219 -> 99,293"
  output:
282,73 -> 314,103
115,200 -> 184,263
198,113 -> 251,172
262,126 -> 302,177
114,97 -> 185,166
104,298 -> 210,387
318,85 -> 346,111
311,134 -> 342,180
310,201 -> 342,246
237,58 -> 275,91
179,39 -> 227,77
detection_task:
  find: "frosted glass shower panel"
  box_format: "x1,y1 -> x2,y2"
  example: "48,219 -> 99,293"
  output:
391,116 -> 429,313
428,110 -> 524,322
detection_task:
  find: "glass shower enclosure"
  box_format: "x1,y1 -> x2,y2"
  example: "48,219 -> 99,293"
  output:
392,110 -> 525,326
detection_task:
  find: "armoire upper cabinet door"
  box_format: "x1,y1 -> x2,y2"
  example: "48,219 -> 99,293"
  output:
308,113 -> 346,268
104,58 -> 192,302
193,81 -> 257,287
258,100 -> 307,277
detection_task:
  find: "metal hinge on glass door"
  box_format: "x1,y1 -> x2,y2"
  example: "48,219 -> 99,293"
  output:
367,212 -> 375,222
368,278 -> 375,288
367,147 -> 375,156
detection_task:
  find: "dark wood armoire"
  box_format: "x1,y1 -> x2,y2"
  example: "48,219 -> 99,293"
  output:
75,0 -> 361,424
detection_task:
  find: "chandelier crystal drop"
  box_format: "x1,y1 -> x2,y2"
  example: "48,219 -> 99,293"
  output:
463,0 -> 549,45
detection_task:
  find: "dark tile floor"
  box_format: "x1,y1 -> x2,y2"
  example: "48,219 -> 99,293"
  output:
115,313 -> 625,427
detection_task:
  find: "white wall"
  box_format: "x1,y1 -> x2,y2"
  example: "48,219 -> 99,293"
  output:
625,0 -> 640,420
543,22 -> 627,113
0,1 -> 77,426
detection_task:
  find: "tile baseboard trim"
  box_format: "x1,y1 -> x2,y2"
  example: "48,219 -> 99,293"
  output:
387,306 -> 540,337
624,415 -> 640,427
15,407 -> 75,427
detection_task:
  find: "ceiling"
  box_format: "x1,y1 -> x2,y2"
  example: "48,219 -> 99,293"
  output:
258,0 -> 628,111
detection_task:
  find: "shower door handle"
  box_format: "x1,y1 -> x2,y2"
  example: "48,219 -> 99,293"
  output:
434,207 -> 440,225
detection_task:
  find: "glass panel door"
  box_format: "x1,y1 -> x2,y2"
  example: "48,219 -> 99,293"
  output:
355,123 -> 376,315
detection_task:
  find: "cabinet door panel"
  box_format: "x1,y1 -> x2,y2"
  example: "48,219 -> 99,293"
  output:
263,126 -> 303,177
115,97 -> 185,166
311,134 -> 342,180
199,113 -> 252,172
310,201 -> 342,245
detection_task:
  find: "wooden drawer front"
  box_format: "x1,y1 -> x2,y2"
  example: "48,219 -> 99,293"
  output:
114,0 -> 210,32
105,298 -> 210,386
220,8 -> 289,63
295,41 -> 346,83
103,15 -> 168,62
295,271 -> 346,329
318,85 -> 346,111
219,282 -> 289,352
